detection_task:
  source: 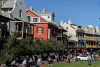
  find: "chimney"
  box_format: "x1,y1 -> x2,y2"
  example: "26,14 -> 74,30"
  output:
60,20 -> 63,25
30,6 -> 33,11
68,19 -> 72,24
43,8 -> 46,12
37,10 -> 40,12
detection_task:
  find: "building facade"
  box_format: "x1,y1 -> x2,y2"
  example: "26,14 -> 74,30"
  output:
0,0 -> 29,39
26,8 -> 67,43
61,19 -> 77,53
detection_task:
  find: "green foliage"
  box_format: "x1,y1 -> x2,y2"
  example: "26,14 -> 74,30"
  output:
94,55 -> 98,61
0,35 -> 18,64
0,36 -> 66,64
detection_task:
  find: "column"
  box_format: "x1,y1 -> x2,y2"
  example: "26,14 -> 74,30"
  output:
22,22 -> 24,38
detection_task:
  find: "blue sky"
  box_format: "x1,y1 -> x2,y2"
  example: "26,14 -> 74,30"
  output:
24,0 -> 100,27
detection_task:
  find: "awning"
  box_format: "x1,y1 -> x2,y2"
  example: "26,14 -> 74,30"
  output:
82,50 -> 87,52
77,48 -> 81,50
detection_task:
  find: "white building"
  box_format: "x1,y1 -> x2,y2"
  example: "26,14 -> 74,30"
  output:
61,19 -> 78,52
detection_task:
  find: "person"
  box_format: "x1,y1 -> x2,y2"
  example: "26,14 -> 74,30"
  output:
91,54 -> 94,62
34,54 -> 38,67
48,56 -> 51,66
26,55 -> 30,67
68,54 -> 71,63
22,58 -> 26,67
29,57 -> 33,66
11,60 -> 16,66
57,55 -> 59,62
88,54 -> 92,65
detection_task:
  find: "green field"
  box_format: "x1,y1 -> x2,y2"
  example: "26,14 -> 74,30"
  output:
45,61 -> 100,67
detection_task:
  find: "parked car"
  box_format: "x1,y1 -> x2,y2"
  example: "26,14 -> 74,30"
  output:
77,55 -> 88,61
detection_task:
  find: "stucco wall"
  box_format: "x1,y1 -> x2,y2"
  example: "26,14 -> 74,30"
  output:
34,24 -> 48,41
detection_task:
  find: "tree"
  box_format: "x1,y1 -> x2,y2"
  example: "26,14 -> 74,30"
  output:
0,35 -> 18,64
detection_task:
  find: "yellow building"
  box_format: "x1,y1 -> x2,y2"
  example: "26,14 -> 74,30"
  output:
86,36 -> 96,48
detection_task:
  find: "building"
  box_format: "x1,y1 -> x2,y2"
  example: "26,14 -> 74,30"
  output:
76,26 -> 86,51
0,0 -> 30,39
60,19 -> 77,53
0,11 -> 12,47
0,0 -> 8,8
26,8 -> 67,43
82,25 -> 100,52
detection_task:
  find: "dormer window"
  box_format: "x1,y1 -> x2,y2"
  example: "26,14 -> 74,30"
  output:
3,9 -> 8,13
33,18 -> 38,22
27,16 -> 30,22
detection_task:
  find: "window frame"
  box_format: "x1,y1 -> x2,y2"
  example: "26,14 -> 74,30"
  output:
27,15 -> 31,22
33,18 -> 38,22
38,27 -> 42,34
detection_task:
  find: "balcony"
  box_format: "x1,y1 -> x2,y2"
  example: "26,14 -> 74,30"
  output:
78,44 -> 86,48
67,45 -> 77,48
86,44 -> 96,48
76,30 -> 84,33
86,37 -> 96,41
78,37 -> 85,40
96,45 -> 100,48
13,32 -> 22,38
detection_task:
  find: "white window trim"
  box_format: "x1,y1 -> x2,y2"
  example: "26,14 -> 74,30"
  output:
38,27 -> 42,34
31,17 -> 40,22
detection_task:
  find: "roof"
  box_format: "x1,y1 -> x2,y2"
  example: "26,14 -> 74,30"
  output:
36,12 -> 54,14
1,0 -> 15,8
27,9 -> 49,22
0,14 -> 12,22
36,12 -> 55,16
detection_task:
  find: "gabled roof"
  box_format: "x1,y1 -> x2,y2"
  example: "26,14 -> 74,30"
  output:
27,9 -> 49,22
1,0 -> 15,8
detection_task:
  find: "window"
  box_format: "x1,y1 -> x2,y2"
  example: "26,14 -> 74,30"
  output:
27,27 -> 30,34
19,10 -> 22,18
27,16 -> 30,22
0,29 -> 1,37
33,18 -> 38,22
66,27 -> 68,30
4,9 -> 8,13
48,16 -> 50,18
18,24 -> 21,31
38,27 -> 42,34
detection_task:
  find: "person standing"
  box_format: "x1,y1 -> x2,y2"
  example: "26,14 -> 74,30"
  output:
34,54 -> 38,67
91,54 -> 94,62
26,55 -> 30,67
29,57 -> 33,67
48,56 -> 51,66
88,54 -> 92,65
68,54 -> 71,63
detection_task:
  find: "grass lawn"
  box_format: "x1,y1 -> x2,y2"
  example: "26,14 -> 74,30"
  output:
45,61 -> 100,67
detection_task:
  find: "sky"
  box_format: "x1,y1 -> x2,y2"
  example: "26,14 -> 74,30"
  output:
24,0 -> 100,27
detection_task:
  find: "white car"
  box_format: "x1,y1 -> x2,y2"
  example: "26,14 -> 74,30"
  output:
77,55 -> 88,61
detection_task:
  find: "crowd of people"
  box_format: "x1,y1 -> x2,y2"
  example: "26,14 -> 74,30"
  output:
0,52 -> 99,67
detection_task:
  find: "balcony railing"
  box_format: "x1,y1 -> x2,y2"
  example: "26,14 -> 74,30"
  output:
67,45 -> 77,48
13,32 -> 22,38
76,30 -> 84,33
78,37 -> 85,40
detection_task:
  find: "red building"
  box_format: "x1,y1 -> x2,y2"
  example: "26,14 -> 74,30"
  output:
26,8 -> 67,42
